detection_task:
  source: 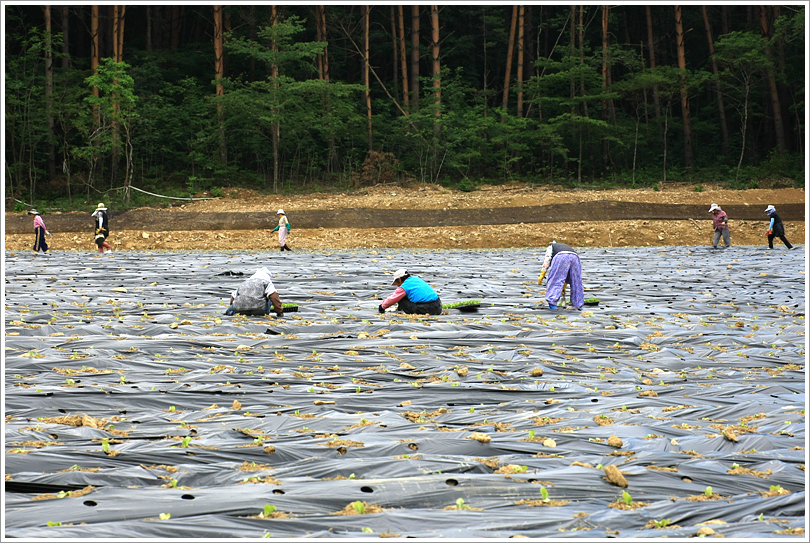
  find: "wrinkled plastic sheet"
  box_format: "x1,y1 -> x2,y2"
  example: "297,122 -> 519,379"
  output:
3,245 -> 806,538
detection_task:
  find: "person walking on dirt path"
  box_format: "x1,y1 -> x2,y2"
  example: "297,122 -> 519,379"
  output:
764,205 -> 794,250
224,267 -> 284,317
271,209 -> 293,251
708,203 -> 730,249
28,209 -> 52,254
92,203 -> 112,253
379,268 -> 442,315
537,241 -> 584,310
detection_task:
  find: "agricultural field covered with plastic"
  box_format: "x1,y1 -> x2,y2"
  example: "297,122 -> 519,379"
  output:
4,246 -> 805,538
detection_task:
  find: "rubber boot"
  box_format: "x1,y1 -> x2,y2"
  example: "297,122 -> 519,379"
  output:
283,244 -> 292,251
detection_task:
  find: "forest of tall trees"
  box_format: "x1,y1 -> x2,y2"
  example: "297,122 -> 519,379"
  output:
4,4 -> 806,209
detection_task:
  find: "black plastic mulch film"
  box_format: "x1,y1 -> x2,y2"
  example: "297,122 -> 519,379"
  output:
3,246 -> 806,539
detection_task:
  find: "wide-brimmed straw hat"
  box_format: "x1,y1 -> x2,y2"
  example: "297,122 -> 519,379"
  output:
27,209 -> 40,215
96,203 -> 107,211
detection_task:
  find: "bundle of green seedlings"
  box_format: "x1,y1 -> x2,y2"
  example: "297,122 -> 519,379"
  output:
442,300 -> 481,309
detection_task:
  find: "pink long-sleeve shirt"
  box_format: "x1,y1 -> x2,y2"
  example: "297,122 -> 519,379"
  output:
33,215 -> 46,230
381,287 -> 407,309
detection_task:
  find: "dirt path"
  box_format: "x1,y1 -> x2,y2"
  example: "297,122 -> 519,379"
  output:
5,182 -> 804,251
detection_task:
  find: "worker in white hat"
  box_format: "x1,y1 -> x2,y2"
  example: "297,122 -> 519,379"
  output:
91,203 -> 112,253
271,209 -> 292,251
378,268 -> 442,315
708,203 -> 730,249
764,205 -> 794,250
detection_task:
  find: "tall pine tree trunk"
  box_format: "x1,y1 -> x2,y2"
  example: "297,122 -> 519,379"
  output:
579,5 -> 592,181
91,3 -> 99,162
213,5 -> 227,172
501,5 -> 517,121
674,4 -> 694,170
146,5 -> 152,51
758,5 -> 786,152
645,6 -> 661,125
44,6 -> 55,184
390,6 -> 399,103
270,6 -> 279,190
516,5 -> 524,119
364,6 -> 372,153
430,5 -> 441,180
61,7 -> 70,72
700,6 -> 730,162
397,5 -> 409,113
601,5 -> 609,173
410,5 -> 420,112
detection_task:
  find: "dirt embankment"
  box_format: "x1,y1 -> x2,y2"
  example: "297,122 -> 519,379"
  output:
5,183 -> 804,251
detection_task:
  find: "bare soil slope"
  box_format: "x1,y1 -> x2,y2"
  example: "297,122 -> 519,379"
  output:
5,182 -> 805,251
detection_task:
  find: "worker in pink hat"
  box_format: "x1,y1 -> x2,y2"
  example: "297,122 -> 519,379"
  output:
708,203 -> 730,249
27,209 -> 52,254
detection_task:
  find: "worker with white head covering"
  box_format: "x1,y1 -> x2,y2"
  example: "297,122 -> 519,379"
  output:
91,203 -> 112,253
764,205 -> 794,250
379,268 -> 442,315
708,203 -> 730,249
225,267 -> 284,317
271,209 -> 292,251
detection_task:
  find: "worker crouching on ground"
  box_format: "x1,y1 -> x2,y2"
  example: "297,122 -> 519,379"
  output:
378,268 -> 442,315
224,267 -> 284,317
538,241 -> 584,310
708,203 -> 730,249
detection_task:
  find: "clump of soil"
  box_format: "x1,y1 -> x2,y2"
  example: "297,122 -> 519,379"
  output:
319,439 -> 364,448
333,501 -> 386,515
468,432 -> 492,443
726,467 -> 773,478
603,465 -> 629,487
514,498 -> 570,507
607,435 -> 623,448
608,500 -> 650,510
31,485 -> 94,501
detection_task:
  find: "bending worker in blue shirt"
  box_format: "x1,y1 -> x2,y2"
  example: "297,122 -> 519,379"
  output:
378,268 -> 442,315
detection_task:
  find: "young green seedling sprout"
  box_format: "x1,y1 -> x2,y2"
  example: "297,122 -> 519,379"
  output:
455,497 -> 471,510
262,505 -> 276,518
352,501 -> 365,514
704,486 -> 713,497
541,487 -> 550,502
622,491 -> 632,506
528,430 -> 535,440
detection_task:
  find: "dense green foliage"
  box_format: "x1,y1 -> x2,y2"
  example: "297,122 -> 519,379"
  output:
4,5 -> 805,211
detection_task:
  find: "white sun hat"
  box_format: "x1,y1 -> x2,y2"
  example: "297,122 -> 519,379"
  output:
764,205 -> 775,214
277,209 -> 285,215
708,203 -> 720,212
391,268 -> 408,285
